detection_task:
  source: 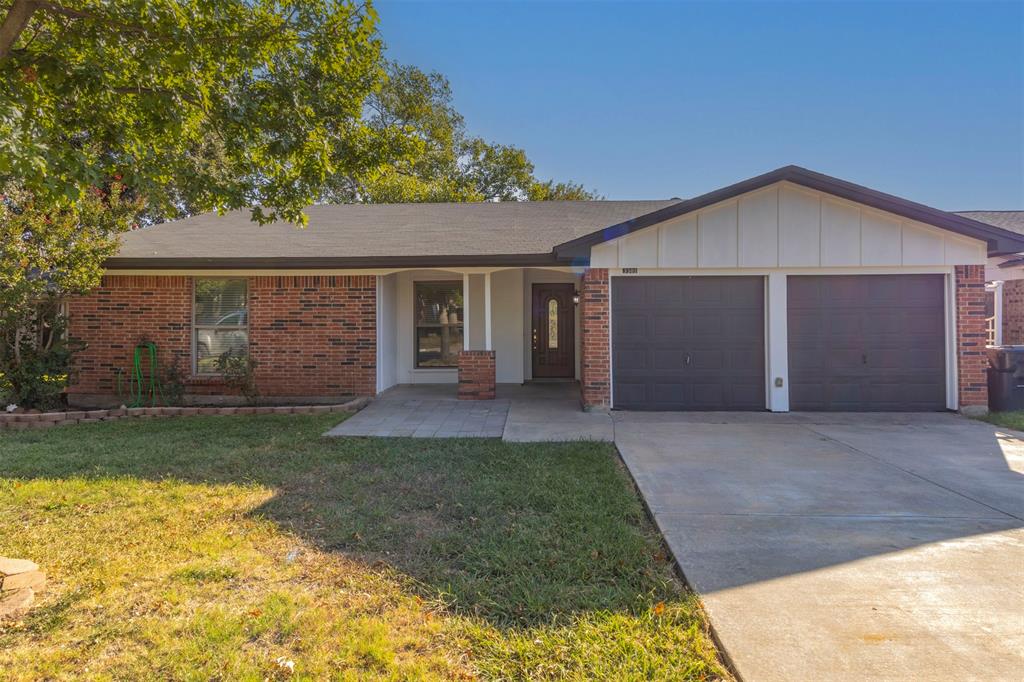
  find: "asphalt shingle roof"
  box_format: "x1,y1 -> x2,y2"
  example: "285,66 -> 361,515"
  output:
114,200 -> 678,265
954,211 -> 1024,235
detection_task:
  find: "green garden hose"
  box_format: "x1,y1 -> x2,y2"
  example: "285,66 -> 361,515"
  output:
122,342 -> 163,408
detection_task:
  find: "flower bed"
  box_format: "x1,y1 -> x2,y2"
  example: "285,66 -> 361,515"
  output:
0,397 -> 370,430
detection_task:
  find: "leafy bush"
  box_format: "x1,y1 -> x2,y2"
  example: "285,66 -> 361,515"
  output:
2,184 -> 139,410
0,308 -> 79,411
159,355 -> 188,407
216,351 -> 259,405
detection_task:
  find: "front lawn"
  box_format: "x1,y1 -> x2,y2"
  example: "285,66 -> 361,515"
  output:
0,415 -> 728,680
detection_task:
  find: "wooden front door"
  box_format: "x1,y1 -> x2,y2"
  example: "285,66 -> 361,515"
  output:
532,283 -> 575,378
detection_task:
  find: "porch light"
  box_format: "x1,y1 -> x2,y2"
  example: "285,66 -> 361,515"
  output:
572,291 -> 581,305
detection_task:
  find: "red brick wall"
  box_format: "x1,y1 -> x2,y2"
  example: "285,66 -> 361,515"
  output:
579,268 -> 610,410
956,265 -> 988,412
457,350 -> 496,400
67,276 -> 192,396
67,274 -> 376,401
1002,279 -> 1024,345
248,275 -> 376,396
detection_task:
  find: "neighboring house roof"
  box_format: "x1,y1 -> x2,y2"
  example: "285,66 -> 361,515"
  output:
953,211 -> 1024,235
108,166 -> 1024,270
110,200 -> 678,269
554,166 -> 1024,259
956,212 -> 1024,270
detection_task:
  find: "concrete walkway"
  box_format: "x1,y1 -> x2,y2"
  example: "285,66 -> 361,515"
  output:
614,411 -> 1024,681
324,382 -> 612,440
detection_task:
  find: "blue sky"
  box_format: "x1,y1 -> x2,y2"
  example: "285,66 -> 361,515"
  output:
376,0 -> 1023,210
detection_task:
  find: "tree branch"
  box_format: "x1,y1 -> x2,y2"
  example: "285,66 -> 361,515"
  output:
0,0 -> 37,59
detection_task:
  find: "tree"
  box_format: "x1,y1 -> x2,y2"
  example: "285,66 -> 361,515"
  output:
0,183 -> 140,407
0,0 -> 397,225
327,61 -> 602,203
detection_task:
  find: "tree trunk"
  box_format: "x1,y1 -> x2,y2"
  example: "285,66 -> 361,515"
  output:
0,0 -> 37,60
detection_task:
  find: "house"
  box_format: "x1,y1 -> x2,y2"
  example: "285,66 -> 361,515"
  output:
954,211 -> 1024,346
66,166 -> 1024,415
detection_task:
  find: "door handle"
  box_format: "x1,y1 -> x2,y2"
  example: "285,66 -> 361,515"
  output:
685,352 -> 692,366
862,353 -> 867,365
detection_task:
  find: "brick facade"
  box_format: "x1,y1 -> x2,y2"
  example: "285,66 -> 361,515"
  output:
579,268 -> 610,410
956,265 -> 988,413
457,350 -> 496,400
67,275 -> 376,405
1002,279 -> 1024,345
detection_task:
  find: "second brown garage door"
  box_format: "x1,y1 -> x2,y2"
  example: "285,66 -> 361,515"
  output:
612,276 -> 765,410
788,275 -> 947,411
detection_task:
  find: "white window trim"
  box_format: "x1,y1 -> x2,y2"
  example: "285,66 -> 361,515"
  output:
192,277 -> 249,377
413,279 -> 464,370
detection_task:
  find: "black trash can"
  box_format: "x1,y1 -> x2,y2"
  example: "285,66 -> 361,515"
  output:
987,346 -> 1024,412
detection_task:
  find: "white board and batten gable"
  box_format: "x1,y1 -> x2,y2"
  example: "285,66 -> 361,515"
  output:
590,181 -> 986,269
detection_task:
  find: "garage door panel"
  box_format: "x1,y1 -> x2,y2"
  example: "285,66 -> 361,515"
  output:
616,349 -> 648,371
613,276 -> 765,411
653,383 -> 689,405
652,349 -> 686,370
647,277 -> 685,303
616,382 -> 649,406
788,274 -> 945,411
691,382 -> 725,407
652,314 -> 686,337
690,349 -> 724,370
615,313 -> 650,337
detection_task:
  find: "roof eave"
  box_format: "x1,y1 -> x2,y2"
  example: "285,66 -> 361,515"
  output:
104,252 -> 579,270
553,166 -> 1024,259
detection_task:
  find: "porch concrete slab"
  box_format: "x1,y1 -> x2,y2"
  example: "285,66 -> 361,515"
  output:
501,384 -> 613,442
614,412 -> 1024,681
324,397 -> 510,438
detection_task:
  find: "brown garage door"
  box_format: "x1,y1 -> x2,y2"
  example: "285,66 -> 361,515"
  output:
612,276 -> 765,410
788,275 -> 946,411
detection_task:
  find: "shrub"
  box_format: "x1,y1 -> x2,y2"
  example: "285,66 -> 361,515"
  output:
216,351 -> 260,405
0,308 -> 79,411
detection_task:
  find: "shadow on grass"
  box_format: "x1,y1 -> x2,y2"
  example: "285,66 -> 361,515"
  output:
0,414 -> 680,629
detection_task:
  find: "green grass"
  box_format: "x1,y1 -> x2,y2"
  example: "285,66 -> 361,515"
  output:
977,410 -> 1024,432
0,415 -> 728,681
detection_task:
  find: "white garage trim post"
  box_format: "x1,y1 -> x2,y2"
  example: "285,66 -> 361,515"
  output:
608,273 -> 614,409
766,272 -> 790,412
945,273 -> 958,411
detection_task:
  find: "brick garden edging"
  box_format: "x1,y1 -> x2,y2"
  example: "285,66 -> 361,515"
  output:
0,397 -> 371,431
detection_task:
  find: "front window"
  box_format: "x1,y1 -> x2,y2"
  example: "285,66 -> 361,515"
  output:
194,278 -> 248,374
415,281 -> 463,368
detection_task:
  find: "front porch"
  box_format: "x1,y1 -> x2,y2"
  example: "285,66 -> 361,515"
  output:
325,381 -> 613,440
375,268 -> 582,397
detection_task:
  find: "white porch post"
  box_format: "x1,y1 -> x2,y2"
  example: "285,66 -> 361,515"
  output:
766,272 -> 790,412
463,272 -> 471,350
994,280 -> 1004,346
484,272 -> 493,351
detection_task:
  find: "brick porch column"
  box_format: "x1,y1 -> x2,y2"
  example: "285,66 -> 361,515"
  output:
580,268 -> 610,411
458,350 -> 496,400
956,265 -> 988,415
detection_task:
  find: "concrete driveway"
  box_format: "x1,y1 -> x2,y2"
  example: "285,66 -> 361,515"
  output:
614,412 -> 1024,681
